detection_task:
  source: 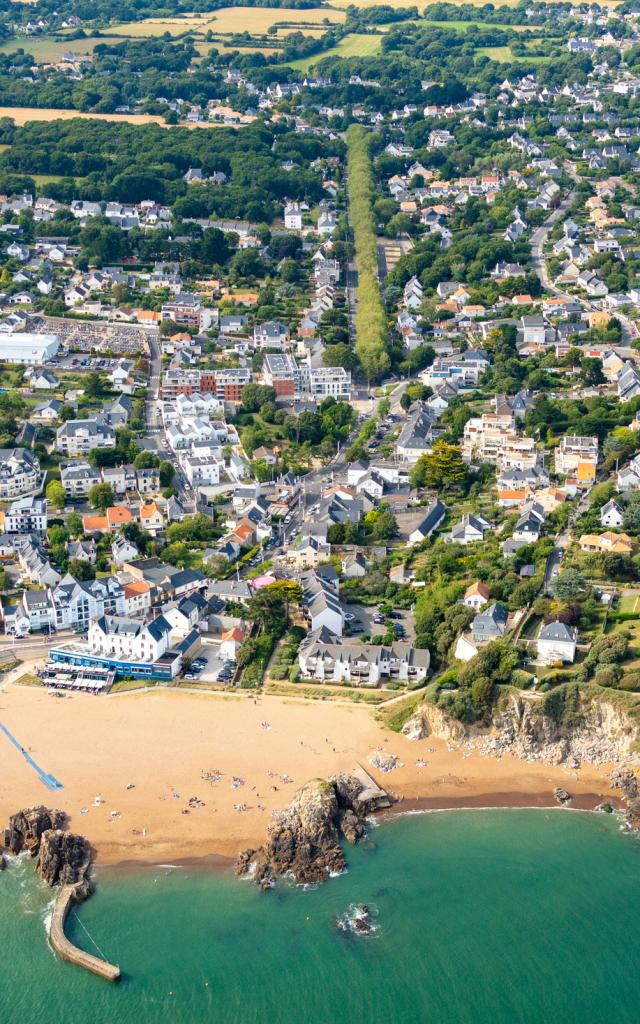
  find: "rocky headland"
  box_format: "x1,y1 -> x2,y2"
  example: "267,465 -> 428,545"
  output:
236,772 -> 389,889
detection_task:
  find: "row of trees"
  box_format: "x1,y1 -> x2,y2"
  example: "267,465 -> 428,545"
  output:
346,124 -> 390,382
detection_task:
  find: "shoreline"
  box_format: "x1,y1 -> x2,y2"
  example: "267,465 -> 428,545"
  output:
0,685 -> 616,870
94,791 -> 620,877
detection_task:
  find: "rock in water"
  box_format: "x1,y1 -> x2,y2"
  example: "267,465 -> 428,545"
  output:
553,787 -> 572,805
3,806 -> 66,856
2,807 -> 93,898
237,773 -> 384,889
37,830 -> 92,891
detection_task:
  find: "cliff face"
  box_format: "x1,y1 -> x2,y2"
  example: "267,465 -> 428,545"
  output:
236,773 -> 382,890
405,694 -> 639,769
474,695 -> 639,768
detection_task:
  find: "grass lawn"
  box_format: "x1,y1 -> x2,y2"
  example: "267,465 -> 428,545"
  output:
619,593 -> 640,615
286,32 -> 382,70
476,44 -> 549,62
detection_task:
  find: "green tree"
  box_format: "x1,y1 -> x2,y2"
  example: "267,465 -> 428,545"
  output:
46,480 -> 65,509
66,512 -> 84,537
410,440 -> 467,490
88,482 -> 115,510
159,461 -> 175,488
68,558 -> 95,581
550,568 -> 588,603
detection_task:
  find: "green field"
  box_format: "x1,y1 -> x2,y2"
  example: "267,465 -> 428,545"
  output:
476,44 -> 549,62
0,35 -> 131,62
286,32 -> 382,70
422,18 -> 542,31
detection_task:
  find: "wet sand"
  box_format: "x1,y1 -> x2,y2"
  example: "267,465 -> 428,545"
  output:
0,685 -> 613,865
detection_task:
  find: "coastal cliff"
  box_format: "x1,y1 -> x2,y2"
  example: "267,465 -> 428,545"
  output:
404,694 -> 639,768
237,772 -> 388,889
403,693 -> 640,822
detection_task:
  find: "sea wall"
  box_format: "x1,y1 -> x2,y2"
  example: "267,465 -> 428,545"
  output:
50,885 -> 120,982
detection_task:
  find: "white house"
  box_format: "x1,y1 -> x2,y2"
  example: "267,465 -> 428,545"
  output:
600,499 -> 624,528
536,621 -> 577,665
463,581 -> 490,610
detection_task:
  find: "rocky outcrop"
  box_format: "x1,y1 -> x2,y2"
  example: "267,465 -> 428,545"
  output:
402,703 -> 467,743
236,772 -> 386,890
2,807 -> 93,898
610,769 -> 640,831
37,830 -> 92,897
3,806 -> 66,856
553,787 -> 572,805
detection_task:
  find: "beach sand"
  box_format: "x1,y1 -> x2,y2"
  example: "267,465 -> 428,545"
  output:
0,685 -> 615,866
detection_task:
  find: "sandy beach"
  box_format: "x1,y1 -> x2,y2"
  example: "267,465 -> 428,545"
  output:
0,685 -> 615,866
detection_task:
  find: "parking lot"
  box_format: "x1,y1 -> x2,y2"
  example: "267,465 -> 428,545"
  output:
183,644 -> 236,684
343,603 -> 414,642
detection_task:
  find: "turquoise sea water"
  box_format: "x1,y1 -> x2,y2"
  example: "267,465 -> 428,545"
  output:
2,809 -> 640,1024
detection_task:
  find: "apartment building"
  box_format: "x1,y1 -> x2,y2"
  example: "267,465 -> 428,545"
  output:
554,435 -> 598,483
55,418 -> 116,457
298,629 -> 430,687
0,448 -> 42,499
2,496 -> 47,535
462,414 -> 538,470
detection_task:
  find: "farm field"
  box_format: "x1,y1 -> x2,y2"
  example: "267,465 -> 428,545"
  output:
0,35 -> 131,62
0,106 -> 230,128
107,8 -> 345,38
286,31 -> 382,70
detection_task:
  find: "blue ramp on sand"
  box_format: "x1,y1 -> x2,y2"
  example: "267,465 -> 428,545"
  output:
0,720 -> 63,791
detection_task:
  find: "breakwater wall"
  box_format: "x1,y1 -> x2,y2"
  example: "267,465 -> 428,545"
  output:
50,884 -> 121,982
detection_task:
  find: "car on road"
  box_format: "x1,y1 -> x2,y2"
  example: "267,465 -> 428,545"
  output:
344,612 -> 357,621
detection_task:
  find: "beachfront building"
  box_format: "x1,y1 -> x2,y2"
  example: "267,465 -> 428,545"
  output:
298,627 -> 430,687
48,613 -> 199,681
536,621 -> 577,665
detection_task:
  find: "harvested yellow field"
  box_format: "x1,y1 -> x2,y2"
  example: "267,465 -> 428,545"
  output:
0,106 -> 227,129
108,7 -> 344,38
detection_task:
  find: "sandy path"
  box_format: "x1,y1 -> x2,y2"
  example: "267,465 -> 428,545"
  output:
0,685 -> 613,865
